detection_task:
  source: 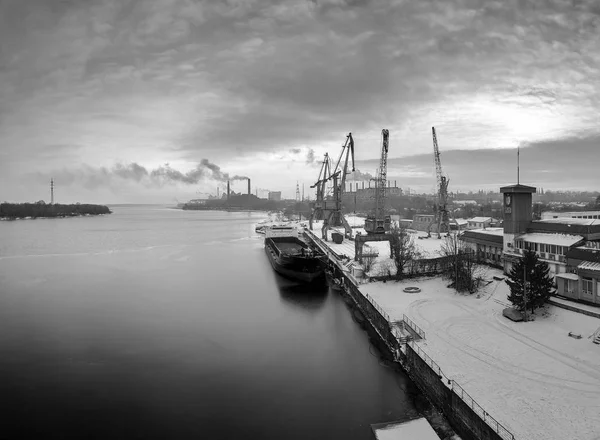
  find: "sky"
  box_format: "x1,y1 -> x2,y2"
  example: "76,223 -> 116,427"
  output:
0,0 -> 599,203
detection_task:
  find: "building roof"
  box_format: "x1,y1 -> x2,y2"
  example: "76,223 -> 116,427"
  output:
528,220 -> 600,237
536,218 -> 600,226
468,216 -> 492,223
517,232 -> 584,247
555,273 -> 580,280
578,261 -> 600,272
566,246 -> 600,263
500,184 -> 537,193
460,228 -> 504,245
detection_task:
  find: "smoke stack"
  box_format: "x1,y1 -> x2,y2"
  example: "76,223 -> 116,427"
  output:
395,180 -> 397,187
248,178 -> 251,195
227,181 -> 230,200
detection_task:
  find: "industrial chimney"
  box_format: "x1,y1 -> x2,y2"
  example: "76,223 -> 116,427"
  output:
227,181 -> 230,200
247,178 -> 251,196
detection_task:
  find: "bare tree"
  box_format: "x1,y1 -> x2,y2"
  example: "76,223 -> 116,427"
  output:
440,233 -> 481,293
362,253 -> 377,275
389,224 -> 420,280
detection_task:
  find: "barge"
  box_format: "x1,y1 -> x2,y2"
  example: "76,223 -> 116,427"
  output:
264,225 -> 324,283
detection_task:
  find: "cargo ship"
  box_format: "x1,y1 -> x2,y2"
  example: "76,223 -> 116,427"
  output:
264,225 -> 325,283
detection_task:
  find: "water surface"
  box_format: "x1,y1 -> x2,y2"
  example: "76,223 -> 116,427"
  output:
0,206 -> 417,439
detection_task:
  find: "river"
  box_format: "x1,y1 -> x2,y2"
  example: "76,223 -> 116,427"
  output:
0,206 -> 419,439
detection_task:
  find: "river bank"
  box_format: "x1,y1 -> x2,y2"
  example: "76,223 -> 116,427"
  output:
0,202 -> 111,220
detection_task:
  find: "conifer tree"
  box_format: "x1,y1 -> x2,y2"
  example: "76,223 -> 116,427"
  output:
506,249 -> 555,315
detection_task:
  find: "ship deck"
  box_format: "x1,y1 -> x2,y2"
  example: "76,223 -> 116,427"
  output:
274,242 -> 303,254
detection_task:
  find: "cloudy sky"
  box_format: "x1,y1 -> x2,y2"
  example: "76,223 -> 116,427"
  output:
0,0 -> 599,203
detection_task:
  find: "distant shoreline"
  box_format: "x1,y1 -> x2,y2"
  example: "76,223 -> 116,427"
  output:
0,203 -> 112,220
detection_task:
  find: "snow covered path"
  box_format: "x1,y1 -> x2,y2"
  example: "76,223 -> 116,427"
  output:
363,271 -> 600,440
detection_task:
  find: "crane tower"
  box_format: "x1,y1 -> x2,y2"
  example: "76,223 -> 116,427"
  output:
432,127 -> 450,237
364,129 -> 391,234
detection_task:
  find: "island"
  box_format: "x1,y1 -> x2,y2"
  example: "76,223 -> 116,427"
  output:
0,202 -> 112,220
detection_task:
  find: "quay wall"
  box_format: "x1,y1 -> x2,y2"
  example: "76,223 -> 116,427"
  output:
303,229 -> 515,440
404,343 -> 512,440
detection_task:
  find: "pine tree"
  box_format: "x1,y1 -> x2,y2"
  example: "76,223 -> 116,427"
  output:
506,249 -> 555,315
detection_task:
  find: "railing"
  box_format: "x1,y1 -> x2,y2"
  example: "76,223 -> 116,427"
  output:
402,314 -> 425,340
407,340 -> 515,440
364,293 -> 390,322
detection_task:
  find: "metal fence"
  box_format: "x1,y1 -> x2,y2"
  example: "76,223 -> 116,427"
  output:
364,293 -> 391,322
402,314 -> 425,340
407,340 -> 515,440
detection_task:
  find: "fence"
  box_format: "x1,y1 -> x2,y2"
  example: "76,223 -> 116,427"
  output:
406,341 -> 515,440
364,293 -> 391,322
402,314 -> 425,340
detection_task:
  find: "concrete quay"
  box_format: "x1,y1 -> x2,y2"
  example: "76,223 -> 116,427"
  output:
303,227 -> 516,440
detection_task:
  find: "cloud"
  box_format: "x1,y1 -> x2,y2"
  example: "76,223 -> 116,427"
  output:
305,148 -> 317,165
2,0 -> 600,201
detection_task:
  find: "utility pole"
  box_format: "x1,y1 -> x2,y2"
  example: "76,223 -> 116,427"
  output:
455,235 -> 459,292
523,264 -> 528,322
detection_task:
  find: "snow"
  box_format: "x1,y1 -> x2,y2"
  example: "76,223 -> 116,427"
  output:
372,418 -> 439,440
308,219 -> 451,273
555,273 -> 580,281
550,296 -> 600,317
537,218 -> 600,226
361,269 -> 600,440
578,261 -> 600,272
518,232 -> 584,246
464,227 -> 504,236
468,217 -> 492,223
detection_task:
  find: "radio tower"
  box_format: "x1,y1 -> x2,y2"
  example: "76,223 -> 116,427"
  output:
295,181 -> 301,202
50,178 -> 54,204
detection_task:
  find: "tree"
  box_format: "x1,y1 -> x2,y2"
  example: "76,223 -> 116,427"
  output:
389,224 -> 420,279
506,249 -> 555,315
440,233 -> 481,293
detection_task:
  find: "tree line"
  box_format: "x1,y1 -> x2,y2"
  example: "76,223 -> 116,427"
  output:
0,202 -> 111,219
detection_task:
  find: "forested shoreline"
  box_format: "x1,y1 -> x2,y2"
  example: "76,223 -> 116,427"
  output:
0,203 -> 111,219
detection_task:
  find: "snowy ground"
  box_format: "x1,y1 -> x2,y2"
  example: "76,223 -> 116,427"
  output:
310,218 -> 448,277
362,268 -> 600,440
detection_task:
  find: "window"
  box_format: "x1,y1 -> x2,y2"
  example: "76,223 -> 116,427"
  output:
582,278 -> 593,295
550,245 -> 556,254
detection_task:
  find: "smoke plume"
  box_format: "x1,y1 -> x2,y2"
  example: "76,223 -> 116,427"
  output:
38,160 -> 248,189
347,168 -> 374,181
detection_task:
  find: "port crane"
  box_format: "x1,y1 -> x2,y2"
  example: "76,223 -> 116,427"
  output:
355,129 -> 394,262
432,127 -> 450,238
308,133 -> 355,240
364,129 -> 391,234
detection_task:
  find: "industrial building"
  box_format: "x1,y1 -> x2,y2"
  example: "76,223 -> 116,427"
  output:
268,191 -> 281,201
541,210 -> 600,220
460,184 -> 600,306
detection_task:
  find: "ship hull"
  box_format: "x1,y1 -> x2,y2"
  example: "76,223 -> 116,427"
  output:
264,237 -> 324,283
